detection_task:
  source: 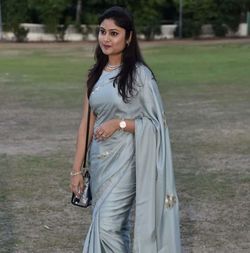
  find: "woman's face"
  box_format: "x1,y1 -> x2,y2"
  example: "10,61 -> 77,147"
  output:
98,19 -> 127,57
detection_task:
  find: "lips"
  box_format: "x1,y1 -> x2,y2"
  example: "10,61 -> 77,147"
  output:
103,44 -> 111,50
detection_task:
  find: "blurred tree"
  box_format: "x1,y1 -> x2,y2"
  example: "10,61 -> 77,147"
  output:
0,0 -> 2,40
2,0 -> 30,41
242,0 -> 250,17
76,0 -> 82,25
132,0 -> 165,40
212,0 -> 246,32
83,0 -> 166,40
2,0 -> 250,40
28,0 -> 73,40
161,0 -> 178,24
81,0 -> 135,24
174,0 -> 216,37
2,0 -> 28,29
174,0 -> 250,38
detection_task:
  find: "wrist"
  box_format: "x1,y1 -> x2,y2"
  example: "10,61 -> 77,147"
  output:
119,118 -> 126,131
72,168 -> 81,172
70,170 -> 83,176
114,119 -> 121,131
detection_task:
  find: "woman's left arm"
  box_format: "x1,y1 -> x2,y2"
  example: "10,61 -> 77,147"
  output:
94,119 -> 135,140
117,119 -> 135,134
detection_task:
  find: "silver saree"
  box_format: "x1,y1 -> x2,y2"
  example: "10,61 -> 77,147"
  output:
83,64 -> 181,253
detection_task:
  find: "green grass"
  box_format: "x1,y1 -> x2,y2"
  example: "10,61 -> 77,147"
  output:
146,43 -> 250,88
1,42 -> 250,108
0,41 -> 249,252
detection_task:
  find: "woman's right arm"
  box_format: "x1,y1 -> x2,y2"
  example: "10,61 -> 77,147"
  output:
70,91 -> 96,195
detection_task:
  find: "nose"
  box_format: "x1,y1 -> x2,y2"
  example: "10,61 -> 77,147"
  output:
103,33 -> 110,43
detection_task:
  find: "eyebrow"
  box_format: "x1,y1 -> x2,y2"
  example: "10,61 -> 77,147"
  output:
99,26 -> 120,32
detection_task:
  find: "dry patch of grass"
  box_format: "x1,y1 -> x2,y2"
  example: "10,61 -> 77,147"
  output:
0,41 -> 249,252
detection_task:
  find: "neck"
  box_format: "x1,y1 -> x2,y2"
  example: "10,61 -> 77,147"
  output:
108,54 -> 122,66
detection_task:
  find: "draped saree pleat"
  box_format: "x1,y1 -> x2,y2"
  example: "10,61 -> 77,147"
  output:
82,64 -> 181,253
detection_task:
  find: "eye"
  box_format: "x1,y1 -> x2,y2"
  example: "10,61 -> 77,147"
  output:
110,31 -> 118,36
99,29 -> 106,35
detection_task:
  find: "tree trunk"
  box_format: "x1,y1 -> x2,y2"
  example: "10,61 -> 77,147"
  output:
76,0 -> 82,25
0,0 -> 3,40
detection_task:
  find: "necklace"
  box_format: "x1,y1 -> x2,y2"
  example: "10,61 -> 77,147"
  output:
105,63 -> 122,71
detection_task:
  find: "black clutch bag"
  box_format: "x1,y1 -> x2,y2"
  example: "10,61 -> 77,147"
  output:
71,171 -> 92,207
71,104 -> 92,208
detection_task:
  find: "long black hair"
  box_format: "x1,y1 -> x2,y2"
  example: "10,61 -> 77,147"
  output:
87,6 -> 151,103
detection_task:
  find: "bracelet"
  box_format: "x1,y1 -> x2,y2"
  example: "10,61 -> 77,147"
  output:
70,170 -> 83,176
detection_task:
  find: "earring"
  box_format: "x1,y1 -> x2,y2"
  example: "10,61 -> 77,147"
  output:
126,41 -> 130,47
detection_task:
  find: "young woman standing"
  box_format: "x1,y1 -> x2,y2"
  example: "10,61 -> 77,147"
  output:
70,6 -> 181,253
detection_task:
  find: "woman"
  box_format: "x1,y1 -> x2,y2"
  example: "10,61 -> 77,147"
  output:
70,6 -> 181,253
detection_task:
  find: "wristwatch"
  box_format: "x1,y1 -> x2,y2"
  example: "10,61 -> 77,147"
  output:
119,119 -> 126,131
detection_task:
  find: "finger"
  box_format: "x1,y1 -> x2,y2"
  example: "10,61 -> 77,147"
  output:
71,184 -> 79,195
75,190 -> 81,197
96,127 -> 103,134
79,182 -> 84,192
76,189 -> 81,197
70,184 -> 75,192
96,132 -> 104,140
99,127 -> 106,134
99,132 -> 109,140
98,131 -> 105,138
94,130 -> 102,139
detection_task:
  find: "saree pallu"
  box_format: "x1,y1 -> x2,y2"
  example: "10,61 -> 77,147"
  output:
83,64 -> 181,253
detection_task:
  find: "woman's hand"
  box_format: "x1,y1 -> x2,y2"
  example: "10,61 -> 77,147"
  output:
70,174 -> 84,197
94,119 -> 119,141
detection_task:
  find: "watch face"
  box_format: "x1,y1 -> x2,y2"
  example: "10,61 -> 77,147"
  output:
120,121 -> 126,129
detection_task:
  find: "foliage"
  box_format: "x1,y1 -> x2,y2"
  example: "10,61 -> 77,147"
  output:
13,25 -> 29,42
28,0 -> 73,41
2,0 -> 28,29
210,0 -> 250,35
174,0 -> 217,38
212,0 -> 242,32
211,20 -> 227,37
2,0 -> 250,39
132,1 -> 164,40
174,0 -> 250,38
83,0 -> 165,40
1,0 -> 30,41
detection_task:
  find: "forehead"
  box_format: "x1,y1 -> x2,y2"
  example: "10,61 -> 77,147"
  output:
99,19 -> 124,31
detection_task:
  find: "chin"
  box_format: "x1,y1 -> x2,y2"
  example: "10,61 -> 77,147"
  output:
102,51 -> 111,56
101,48 -> 112,55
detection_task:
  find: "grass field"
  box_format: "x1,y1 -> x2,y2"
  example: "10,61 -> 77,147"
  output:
0,40 -> 250,253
